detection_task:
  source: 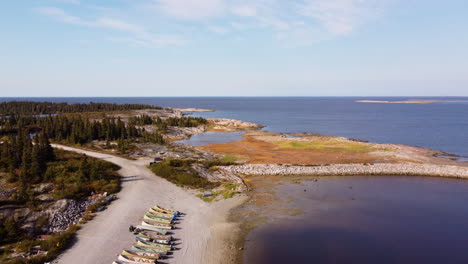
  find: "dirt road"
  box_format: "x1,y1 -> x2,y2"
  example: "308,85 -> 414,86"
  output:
52,145 -> 244,264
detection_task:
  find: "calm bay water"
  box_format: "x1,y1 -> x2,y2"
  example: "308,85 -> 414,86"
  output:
244,176 -> 468,264
2,97 -> 467,156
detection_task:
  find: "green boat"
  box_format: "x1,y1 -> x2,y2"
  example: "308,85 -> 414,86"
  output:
137,234 -> 170,244
131,245 -> 168,255
148,208 -> 174,219
134,225 -> 168,235
136,240 -> 172,251
144,213 -> 172,223
121,250 -> 160,260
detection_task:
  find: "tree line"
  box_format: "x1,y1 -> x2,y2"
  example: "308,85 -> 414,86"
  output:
0,101 -> 161,115
0,115 -> 165,145
128,114 -> 208,133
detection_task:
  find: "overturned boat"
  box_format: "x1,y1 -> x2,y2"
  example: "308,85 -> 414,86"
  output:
132,225 -> 169,235
118,254 -> 156,263
136,231 -> 172,242
141,220 -> 172,230
144,213 -> 172,224
148,208 -> 175,219
131,245 -> 168,255
135,240 -> 172,251
136,234 -> 171,245
122,249 -> 161,260
152,205 -> 178,215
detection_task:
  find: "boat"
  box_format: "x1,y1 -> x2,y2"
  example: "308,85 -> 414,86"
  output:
112,262 -> 127,264
141,220 -> 172,230
135,240 -> 172,251
144,214 -> 172,223
131,245 -> 168,255
117,254 -> 156,263
133,225 -> 168,235
142,216 -> 172,226
136,236 -> 172,249
152,205 -> 178,215
137,231 -> 172,241
136,234 -> 171,245
122,249 -> 160,260
148,208 -> 174,219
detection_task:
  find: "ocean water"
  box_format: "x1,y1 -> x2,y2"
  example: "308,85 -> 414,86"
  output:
1,97 -> 466,156
244,176 -> 468,264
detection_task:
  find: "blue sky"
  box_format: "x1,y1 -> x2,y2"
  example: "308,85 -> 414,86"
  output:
1,0 -> 467,96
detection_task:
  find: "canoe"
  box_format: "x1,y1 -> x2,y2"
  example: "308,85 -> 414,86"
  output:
136,234 -> 171,245
135,237 -> 172,249
122,249 -> 160,260
144,214 -> 172,223
152,205 -> 177,215
118,254 -> 156,263
135,240 -> 172,251
134,225 -> 168,235
143,216 -> 172,226
141,220 -> 172,230
137,231 -> 172,241
148,208 -> 174,219
112,262 -> 127,264
131,245 -> 168,255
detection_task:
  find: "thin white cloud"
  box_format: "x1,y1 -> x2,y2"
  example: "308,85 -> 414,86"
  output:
39,0 -> 393,47
298,0 -> 386,35
37,6 -> 185,47
153,0 -> 226,20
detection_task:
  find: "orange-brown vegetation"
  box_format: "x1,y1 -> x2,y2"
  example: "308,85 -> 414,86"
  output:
201,131 -> 464,166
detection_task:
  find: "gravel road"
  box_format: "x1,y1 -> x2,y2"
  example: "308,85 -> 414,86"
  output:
52,144 -> 243,264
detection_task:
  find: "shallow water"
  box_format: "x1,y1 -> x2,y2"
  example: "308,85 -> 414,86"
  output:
176,131 -> 243,146
244,176 -> 468,264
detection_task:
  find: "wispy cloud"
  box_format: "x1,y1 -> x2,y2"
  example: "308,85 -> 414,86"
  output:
153,0 -> 226,20
37,6 -> 185,47
298,0 -> 386,35
38,0 -> 392,47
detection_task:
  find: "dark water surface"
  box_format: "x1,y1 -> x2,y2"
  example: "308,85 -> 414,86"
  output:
2,97 -> 467,157
244,176 -> 468,264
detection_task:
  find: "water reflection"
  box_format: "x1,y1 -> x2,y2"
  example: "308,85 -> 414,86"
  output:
177,131 -> 243,146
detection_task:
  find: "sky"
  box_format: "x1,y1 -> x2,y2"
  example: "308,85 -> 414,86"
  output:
0,0 -> 467,97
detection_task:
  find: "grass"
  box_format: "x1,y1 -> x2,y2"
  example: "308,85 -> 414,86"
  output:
196,183 -> 240,202
274,140 -> 378,153
220,155 -> 239,163
150,159 -> 219,188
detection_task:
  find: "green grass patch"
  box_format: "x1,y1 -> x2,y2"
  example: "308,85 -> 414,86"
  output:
150,159 -> 219,188
274,140 -> 378,153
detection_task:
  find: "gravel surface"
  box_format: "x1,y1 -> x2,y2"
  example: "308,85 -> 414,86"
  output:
223,163 -> 468,178
52,144 -> 245,264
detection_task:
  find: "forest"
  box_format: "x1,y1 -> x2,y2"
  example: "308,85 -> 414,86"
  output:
0,101 -> 160,115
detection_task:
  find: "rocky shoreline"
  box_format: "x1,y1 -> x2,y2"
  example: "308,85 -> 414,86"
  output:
223,163 -> 468,178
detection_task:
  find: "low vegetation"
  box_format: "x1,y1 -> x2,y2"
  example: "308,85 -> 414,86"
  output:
196,183 -> 240,202
274,140 -> 378,153
149,159 -> 218,188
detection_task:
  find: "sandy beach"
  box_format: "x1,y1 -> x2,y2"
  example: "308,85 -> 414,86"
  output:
51,144 -> 246,264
